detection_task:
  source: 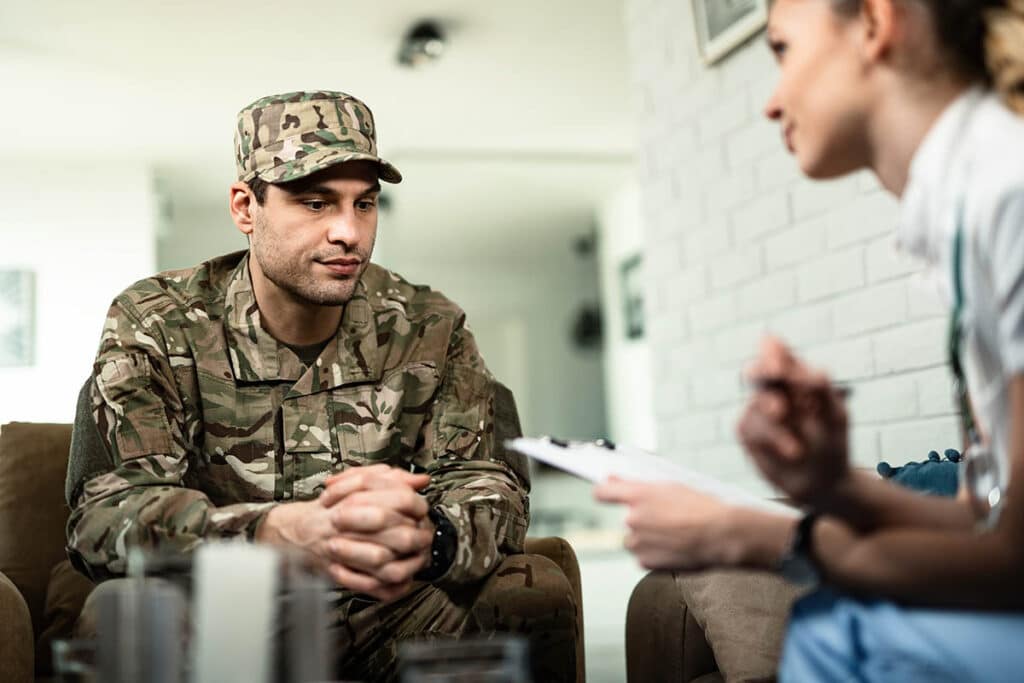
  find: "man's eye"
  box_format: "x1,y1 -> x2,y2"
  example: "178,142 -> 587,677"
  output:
356,200 -> 377,211
304,200 -> 328,211
769,40 -> 787,60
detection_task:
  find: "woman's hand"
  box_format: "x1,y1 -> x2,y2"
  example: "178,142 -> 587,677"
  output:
737,336 -> 850,507
595,478 -> 741,570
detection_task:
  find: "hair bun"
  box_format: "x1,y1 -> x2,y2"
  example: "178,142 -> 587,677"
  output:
986,0 -> 1024,114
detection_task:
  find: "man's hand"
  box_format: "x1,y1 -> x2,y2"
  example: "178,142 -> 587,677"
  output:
737,336 -> 850,507
256,465 -> 435,601
320,466 -> 435,599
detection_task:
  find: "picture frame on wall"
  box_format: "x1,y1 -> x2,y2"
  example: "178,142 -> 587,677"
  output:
0,270 -> 35,368
692,0 -> 769,65
620,254 -> 645,341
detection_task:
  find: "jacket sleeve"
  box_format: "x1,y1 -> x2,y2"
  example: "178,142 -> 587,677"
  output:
422,314 -> 532,587
65,297 -> 276,582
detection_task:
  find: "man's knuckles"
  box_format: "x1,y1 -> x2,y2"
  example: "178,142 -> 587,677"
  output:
341,502 -> 396,529
388,527 -> 430,555
330,537 -> 394,567
377,563 -> 413,585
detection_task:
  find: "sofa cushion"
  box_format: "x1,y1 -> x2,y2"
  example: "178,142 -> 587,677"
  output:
677,569 -> 808,683
0,422 -> 75,638
35,559 -> 95,676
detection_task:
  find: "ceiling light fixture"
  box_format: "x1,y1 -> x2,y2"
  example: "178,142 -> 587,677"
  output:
398,20 -> 446,68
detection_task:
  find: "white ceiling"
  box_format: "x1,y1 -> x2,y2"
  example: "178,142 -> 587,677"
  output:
2,0 -> 635,261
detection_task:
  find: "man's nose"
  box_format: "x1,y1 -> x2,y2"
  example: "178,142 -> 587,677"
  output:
325,212 -> 360,247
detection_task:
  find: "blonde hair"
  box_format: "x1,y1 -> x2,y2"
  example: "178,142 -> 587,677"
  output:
985,0 -> 1024,113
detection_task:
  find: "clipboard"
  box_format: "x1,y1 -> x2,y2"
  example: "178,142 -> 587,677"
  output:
507,437 -> 798,517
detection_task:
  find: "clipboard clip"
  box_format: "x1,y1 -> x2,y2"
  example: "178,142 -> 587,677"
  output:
541,436 -> 617,450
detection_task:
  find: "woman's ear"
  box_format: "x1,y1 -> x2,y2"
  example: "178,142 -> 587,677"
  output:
229,182 -> 256,237
859,0 -> 899,63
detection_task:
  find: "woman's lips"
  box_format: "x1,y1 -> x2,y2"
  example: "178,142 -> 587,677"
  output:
783,124 -> 795,153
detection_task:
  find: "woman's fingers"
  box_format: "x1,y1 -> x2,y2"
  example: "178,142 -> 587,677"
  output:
746,335 -> 799,378
624,530 -> 702,570
738,401 -> 803,461
594,478 -> 641,504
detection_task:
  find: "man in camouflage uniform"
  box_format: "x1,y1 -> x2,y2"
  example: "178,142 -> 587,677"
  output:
65,91 -> 577,682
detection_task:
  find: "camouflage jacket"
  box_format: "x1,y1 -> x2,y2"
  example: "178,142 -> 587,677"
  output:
66,251 -> 530,587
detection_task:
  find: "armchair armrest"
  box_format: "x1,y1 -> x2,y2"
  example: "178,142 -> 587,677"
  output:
524,536 -> 586,683
626,571 -> 718,683
0,569 -> 34,683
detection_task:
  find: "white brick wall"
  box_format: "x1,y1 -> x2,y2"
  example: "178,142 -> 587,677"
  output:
624,0 -> 960,489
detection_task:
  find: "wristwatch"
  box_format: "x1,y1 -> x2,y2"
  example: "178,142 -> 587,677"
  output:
777,512 -> 821,586
414,507 -> 458,582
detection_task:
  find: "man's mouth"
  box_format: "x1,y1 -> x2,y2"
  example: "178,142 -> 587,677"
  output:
317,257 -> 362,276
783,123 -> 796,153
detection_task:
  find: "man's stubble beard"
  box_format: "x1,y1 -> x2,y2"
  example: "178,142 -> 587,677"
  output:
250,211 -> 374,307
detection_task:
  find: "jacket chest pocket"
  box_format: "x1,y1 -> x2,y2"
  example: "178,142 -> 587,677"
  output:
330,361 -> 440,468
282,392 -> 338,498
194,369 -> 279,504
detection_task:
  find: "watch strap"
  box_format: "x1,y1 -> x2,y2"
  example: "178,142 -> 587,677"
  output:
414,507 -> 458,582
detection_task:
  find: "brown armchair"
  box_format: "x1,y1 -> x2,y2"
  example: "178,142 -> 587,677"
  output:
625,570 -> 807,683
0,420 -> 586,683
0,422 -> 95,683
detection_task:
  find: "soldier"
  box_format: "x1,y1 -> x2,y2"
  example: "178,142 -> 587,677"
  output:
66,91 -> 577,682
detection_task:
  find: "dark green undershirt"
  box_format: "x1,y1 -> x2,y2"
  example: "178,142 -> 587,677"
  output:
284,339 -> 331,368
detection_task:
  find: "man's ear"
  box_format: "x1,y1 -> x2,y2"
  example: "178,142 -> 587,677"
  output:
229,182 -> 257,237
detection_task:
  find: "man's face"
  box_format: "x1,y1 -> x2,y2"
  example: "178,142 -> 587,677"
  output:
249,161 -> 381,306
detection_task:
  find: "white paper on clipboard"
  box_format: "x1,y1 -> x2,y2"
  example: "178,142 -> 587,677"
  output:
506,437 -> 798,517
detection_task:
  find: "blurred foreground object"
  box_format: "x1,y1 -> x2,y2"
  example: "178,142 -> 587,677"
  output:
399,636 -> 530,683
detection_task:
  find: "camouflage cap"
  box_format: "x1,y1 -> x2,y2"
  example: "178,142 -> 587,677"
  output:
234,91 -> 402,184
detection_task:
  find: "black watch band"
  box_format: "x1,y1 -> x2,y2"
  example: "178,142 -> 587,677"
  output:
778,512 -> 821,585
414,507 -> 458,582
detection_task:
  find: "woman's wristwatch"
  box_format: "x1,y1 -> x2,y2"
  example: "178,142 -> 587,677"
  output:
777,512 -> 821,586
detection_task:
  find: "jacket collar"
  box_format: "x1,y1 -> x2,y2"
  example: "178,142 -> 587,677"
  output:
223,253 -> 381,391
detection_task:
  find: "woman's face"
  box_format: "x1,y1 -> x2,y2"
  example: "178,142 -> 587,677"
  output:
763,0 -> 873,179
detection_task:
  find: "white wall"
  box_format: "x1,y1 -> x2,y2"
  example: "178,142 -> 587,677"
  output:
624,0 -> 958,493
384,262 -> 609,442
0,162 -> 157,425
598,180 -> 657,450
158,200 -> 246,272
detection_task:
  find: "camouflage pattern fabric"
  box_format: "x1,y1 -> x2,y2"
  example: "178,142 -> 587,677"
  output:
234,90 -> 403,184
66,250 -> 531,591
332,552 -> 578,682
75,554 -> 578,683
